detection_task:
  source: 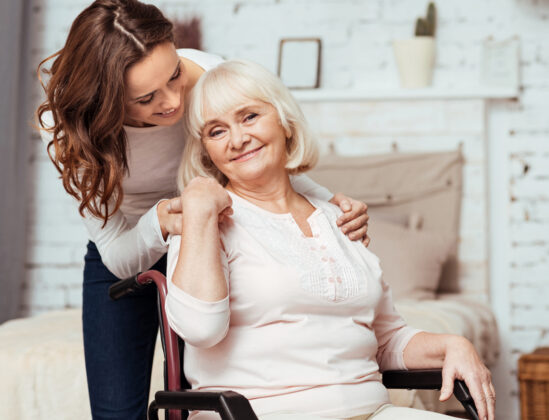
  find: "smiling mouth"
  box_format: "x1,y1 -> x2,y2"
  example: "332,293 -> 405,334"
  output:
230,146 -> 264,162
156,107 -> 179,118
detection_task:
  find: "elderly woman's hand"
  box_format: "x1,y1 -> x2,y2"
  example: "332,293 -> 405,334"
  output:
157,178 -> 233,240
181,177 -> 233,222
329,193 -> 370,246
440,336 -> 496,420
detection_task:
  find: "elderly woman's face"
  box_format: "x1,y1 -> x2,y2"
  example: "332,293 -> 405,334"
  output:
201,99 -> 290,185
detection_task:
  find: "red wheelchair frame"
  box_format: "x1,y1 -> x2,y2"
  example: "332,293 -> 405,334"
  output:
109,270 -> 480,420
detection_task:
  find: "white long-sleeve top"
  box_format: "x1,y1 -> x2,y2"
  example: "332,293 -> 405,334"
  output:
165,192 -> 421,419
39,49 -> 332,278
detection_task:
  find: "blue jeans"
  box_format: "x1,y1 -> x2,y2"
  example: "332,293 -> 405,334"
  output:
83,241 -> 166,420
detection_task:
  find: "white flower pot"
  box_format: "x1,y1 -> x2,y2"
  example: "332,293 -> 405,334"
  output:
393,37 -> 436,88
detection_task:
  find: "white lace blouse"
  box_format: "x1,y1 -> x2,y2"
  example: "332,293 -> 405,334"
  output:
165,191 -> 420,419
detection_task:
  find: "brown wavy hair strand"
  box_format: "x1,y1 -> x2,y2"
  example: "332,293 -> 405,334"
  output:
37,0 -> 174,226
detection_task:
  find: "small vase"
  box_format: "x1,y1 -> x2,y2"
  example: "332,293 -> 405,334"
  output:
393,37 -> 436,88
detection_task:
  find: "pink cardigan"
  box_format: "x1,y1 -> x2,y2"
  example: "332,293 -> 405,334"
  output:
166,192 -> 420,419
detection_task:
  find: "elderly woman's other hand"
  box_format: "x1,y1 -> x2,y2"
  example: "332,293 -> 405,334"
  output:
440,336 -> 496,420
330,193 -> 370,246
403,332 -> 495,420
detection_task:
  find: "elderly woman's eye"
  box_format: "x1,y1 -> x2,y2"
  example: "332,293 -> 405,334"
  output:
210,128 -> 224,138
244,113 -> 258,122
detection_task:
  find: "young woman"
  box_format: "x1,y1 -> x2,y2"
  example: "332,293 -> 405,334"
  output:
166,60 -> 496,420
36,1 -> 370,418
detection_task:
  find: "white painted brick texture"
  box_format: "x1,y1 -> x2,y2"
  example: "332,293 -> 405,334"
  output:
26,0 -> 549,418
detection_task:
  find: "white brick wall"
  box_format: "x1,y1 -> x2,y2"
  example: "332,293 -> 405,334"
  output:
26,0 -> 549,418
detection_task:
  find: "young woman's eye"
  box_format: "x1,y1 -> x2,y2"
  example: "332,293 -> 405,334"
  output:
170,67 -> 181,81
138,96 -> 154,105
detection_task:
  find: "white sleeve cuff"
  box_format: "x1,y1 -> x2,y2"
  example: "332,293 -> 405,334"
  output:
136,200 -> 169,252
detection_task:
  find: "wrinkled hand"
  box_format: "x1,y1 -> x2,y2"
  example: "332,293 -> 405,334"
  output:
157,178 -> 233,240
181,177 -> 233,223
440,337 -> 495,420
329,193 -> 370,246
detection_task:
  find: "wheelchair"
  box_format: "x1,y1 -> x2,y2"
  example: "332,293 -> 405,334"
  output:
109,270 -> 480,420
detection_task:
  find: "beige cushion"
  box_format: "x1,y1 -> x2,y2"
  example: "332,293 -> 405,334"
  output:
367,220 -> 453,300
308,150 -> 463,292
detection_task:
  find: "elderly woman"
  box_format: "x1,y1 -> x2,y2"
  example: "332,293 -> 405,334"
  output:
165,60 -> 495,420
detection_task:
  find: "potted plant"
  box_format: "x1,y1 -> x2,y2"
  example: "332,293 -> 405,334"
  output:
393,2 -> 437,88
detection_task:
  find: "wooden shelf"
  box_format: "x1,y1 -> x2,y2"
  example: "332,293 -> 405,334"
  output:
291,86 -> 519,102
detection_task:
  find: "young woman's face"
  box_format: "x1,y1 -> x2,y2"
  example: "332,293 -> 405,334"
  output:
201,99 -> 291,186
124,42 -> 188,127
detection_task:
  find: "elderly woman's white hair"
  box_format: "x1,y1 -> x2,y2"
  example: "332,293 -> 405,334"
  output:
178,60 -> 319,190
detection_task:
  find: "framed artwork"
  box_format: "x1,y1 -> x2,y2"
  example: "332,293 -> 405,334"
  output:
480,36 -> 520,89
277,38 -> 322,89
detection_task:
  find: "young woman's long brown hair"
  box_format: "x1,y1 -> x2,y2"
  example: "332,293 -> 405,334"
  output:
37,0 -> 174,226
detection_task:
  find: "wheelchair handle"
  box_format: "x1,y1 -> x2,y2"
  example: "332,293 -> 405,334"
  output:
109,274 -> 149,300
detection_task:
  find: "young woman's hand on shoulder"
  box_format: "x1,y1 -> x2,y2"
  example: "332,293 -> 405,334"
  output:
330,193 -> 370,246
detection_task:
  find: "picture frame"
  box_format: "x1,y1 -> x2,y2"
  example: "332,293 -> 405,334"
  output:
480,36 -> 520,89
277,38 -> 322,89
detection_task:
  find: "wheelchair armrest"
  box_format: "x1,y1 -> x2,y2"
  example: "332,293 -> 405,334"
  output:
382,369 -> 479,420
154,389 -> 259,420
382,368 -> 443,389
